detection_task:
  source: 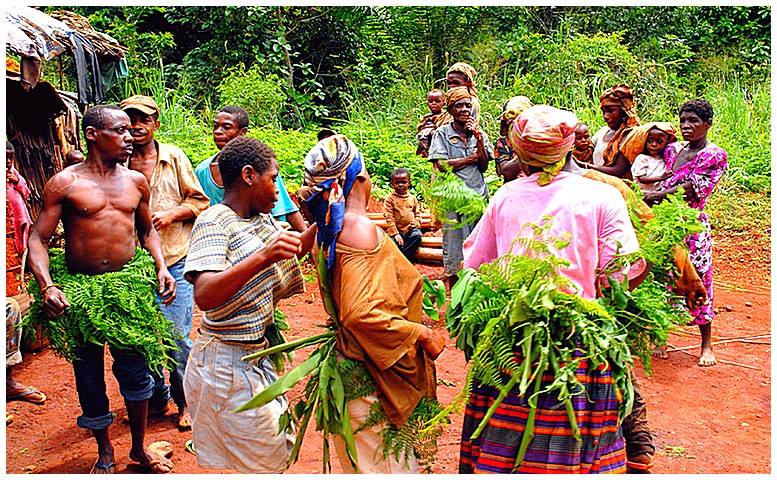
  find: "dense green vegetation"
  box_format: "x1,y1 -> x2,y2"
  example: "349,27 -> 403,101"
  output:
37,6 -> 770,207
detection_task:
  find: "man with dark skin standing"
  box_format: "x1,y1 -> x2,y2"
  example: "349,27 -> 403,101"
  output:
195,106 -> 307,232
122,94 -> 209,430
27,105 -> 176,474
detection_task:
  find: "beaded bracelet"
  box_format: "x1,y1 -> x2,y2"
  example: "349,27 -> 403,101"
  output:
40,283 -> 63,295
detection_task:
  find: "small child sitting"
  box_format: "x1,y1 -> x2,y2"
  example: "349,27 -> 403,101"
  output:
571,122 -> 594,164
415,89 -> 445,157
383,168 -> 423,260
624,122 -> 678,192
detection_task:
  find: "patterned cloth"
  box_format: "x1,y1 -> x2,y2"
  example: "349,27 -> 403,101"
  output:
184,205 -> 304,342
6,6 -> 70,60
597,84 -> 642,167
416,112 -> 443,156
298,134 -> 368,273
661,141 -> 728,326
460,349 -> 626,474
509,105 -> 578,186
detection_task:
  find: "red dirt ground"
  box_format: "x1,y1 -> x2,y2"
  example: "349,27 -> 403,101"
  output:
5,226 -> 770,474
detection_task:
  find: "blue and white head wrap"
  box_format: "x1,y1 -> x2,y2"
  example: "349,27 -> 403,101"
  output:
297,134 -> 367,272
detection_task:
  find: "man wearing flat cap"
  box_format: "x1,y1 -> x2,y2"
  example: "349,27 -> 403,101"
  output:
121,94 -> 210,430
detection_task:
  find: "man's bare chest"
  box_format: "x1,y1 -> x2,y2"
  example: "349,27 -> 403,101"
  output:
65,177 -> 141,217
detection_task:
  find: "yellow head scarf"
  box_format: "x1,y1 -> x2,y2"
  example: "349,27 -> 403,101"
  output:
446,62 -> 478,96
445,86 -> 472,109
500,96 -> 533,136
509,105 -> 578,186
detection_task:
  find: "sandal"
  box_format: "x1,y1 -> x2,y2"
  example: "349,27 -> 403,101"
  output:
184,439 -> 196,455
6,387 -> 46,405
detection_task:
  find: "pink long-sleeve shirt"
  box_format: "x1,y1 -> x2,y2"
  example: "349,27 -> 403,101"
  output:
463,172 -> 640,300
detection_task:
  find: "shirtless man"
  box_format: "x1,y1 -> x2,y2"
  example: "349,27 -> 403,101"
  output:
27,105 -> 176,474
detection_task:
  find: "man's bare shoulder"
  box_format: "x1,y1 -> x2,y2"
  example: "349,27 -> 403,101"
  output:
119,164 -> 151,190
44,168 -> 81,198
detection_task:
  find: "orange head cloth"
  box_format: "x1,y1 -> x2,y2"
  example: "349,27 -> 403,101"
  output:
509,105 -> 578,186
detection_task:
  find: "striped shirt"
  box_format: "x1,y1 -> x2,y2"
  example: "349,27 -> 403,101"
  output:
184,204 -> 304,342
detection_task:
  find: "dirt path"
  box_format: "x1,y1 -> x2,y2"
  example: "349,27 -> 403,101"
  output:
5,231 -> 770,474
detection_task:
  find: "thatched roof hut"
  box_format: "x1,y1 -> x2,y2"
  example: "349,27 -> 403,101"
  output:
5,6 -> 128,218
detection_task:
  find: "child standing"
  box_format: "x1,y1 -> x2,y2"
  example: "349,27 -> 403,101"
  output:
383,168 -> 423,260
622,122 -> 678,193
415,89 -> 445,157
571,122 -> 594,164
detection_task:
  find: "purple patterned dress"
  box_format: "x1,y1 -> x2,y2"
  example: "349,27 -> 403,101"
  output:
662,141 -> 728,325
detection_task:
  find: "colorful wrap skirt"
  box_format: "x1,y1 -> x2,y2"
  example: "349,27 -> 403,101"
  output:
459,349 -> 626,474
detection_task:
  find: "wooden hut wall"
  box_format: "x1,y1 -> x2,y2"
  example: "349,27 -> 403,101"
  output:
6,78 -> 70,220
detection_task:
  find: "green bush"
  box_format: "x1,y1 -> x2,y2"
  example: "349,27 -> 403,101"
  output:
250,127 -> 320,192
217,64 -> 288,130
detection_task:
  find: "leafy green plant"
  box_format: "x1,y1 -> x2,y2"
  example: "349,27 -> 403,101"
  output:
25,249 -> 179,371
217,64 -> 287,130
424,168 -> 487,229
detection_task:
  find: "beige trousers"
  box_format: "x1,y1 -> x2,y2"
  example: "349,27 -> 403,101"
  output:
333,394 -> 420,474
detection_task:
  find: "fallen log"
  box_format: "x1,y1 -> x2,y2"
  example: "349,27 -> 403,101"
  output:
421,236 -> 442,247
413,247 -> 443,264
371,218 -> 434,230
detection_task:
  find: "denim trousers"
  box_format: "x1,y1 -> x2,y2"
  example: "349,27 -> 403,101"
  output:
149,257 -> 194,409
73,342 -> 155,430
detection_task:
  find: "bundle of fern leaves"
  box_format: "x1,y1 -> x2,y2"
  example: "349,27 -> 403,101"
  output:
234,248 -> 446,473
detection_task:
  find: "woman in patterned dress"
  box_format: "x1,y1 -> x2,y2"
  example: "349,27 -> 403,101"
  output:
644,99 -> 728,367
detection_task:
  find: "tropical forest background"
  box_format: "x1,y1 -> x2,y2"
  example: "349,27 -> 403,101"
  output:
33,6 -> 771,238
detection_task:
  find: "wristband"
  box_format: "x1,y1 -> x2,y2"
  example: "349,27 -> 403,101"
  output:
40,283 -> 62,295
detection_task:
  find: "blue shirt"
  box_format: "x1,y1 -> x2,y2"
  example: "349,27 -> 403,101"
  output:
195,153 -> 300,221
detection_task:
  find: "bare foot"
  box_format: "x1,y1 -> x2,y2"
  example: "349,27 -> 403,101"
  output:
129,445 -> 174,473
698,346 -> 717,367
652,345 -> 669,359
177,405 -> 192,430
